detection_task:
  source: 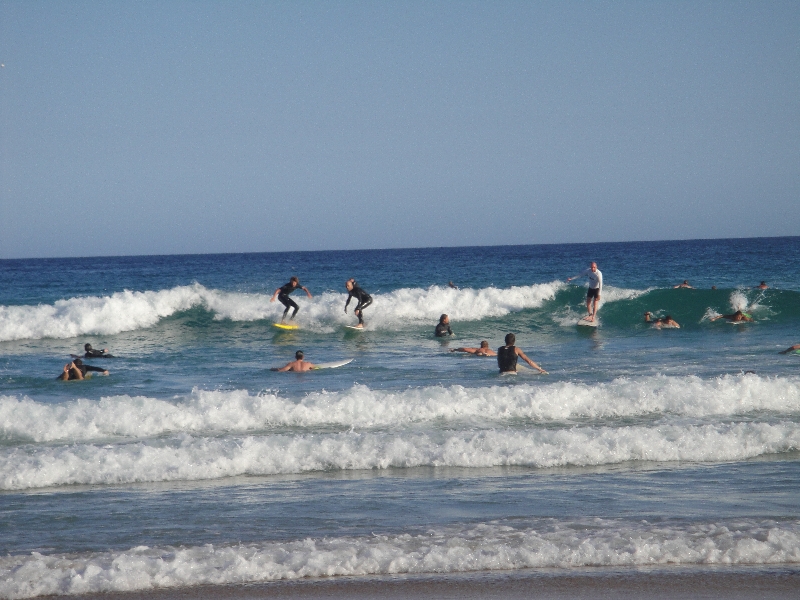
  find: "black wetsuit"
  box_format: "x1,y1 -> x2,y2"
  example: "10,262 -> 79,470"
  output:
345,285 -> 372,325
435,322 -> 453,337
277,282 -> 301,319
61,363 -> 106,380
85,349 -> 114,358
497,345 -> 518,373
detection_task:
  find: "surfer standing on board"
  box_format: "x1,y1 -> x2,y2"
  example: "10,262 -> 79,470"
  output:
497,333 -> 548,374
271,350 -> 317,372
566,261 -> 603,322
271,277 -> 312,323
344,279 -> 372,328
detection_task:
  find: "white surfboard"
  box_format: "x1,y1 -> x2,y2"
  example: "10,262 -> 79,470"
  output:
345,325 -> 365,331
314,358 -> 354,369
577,316 -> 598,327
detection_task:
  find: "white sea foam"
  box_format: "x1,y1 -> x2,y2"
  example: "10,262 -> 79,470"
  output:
2,420 -> 799,490
0,280 -> 667,340
3,375 -> 798,444
2,518 -> 798,598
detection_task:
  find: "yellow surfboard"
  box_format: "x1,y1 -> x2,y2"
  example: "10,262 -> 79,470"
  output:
273,323 -> 299,330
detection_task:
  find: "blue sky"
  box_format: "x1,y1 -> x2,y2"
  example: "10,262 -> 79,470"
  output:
1,1 -> 798,258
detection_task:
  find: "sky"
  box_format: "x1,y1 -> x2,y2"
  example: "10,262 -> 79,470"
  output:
0,1 -> 798,259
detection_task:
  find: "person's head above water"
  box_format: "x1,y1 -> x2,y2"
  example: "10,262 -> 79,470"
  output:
295,350 -> 304,360
504,333 -> 515,346
73,358 -> 83,366
84,343 -> 92,351
439,314 -> 449,324
480,341 -> 489,349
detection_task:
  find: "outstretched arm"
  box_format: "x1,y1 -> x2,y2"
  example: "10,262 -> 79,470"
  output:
516,349 -> 548,374
450,347 -> 477,354
779,344 -> 800,354
302,286 -> 313,298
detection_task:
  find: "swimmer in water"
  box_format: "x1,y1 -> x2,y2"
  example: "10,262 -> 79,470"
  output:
779,344 -> 800,354
674,280 -> 693,288
344,279 -> 372,328
450,341 -> 496,356
757,281 -> 769,289
644,312 -> 680,328
270,276 -> 313,323
435,314 -> 454,337
57,359 -> 109,380
83,343 -> 114,358
271,350 -> 317,372
497,333 -> 548,374
710,310 -> 753,323
566,262 -> 602,322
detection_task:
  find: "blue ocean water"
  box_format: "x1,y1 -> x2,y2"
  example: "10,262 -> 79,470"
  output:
1,237 -> 799,596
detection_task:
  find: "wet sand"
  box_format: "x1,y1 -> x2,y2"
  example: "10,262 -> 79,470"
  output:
73,567 -> 799,600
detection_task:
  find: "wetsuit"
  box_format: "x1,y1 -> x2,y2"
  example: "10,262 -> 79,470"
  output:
277,282 -> 300,320
85,349 -> 113,358
435,322 -> 453,337
62,363 -> 106,380
345,285 -> 372,325
497,345 -> 518,373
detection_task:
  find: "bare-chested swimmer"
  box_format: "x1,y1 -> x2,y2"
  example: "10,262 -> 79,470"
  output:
779,344 -> 800,354
674,280 -> 693,289
644,312 -> 680,328
271,350 -> 317,372
450,341 -> 496,356
710,310 -> 753,323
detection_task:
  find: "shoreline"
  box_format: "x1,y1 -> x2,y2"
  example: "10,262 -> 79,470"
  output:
71,566 -> 800,600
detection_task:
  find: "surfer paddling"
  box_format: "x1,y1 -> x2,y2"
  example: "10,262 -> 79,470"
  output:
566,261 -> 602,322
780,344 -> 800,354
271,350 -> 317,372
81,343 -> 113,358
450,341 -> 496,356
271,276 -> 312,323
674,280 -> 693,289
344,279 -> 372,328
497,333 -> 547,374
57,359 -> 109,380
710,310 -> 753,323
644,312 -> 680,328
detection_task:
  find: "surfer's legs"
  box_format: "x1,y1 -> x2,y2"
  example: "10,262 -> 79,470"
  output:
586,288 -> 600,321
354,298 -> 372,325
279,296 -> 299,321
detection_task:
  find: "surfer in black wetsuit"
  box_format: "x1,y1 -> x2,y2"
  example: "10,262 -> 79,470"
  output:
57,358 -> 109,380
497,333 -> 547,374
435,314 -> 453,337
344,279 -> 372,328
83,343 -> 114,358
270,276 -> 313,322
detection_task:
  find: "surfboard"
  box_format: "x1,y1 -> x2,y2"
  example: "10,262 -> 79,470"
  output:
71,353 -> 115,359
345,325 -> 364,331
313,358 -> 354,369
273,323 -> 299,330
577,316 -> 598,327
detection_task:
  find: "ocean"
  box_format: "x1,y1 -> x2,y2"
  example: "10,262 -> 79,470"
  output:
1,237 -> 799,598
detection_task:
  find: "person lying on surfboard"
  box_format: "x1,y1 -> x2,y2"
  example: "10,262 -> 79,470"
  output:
674,280 -> 693,288
779,344 -> 800,354
710,310 -> 753,323
566,261 -> 602,322
450,341 -> 496,356
497,333 -> 547,374
270,276 -> 312,323
271,350 -> 317,372
644,312 -> 680,328
57,359 -> 109,380
344,279 -> 372,328
82,343 -> 114,358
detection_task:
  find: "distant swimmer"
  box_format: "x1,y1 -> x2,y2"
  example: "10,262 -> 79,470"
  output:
710,310 -> 753,323
779,344 -> 800,354
448,281 -> 458,289
757,281 -> 769,289
344,279 -> 372,328
497,333 -> 548,374
711,286 -> 717,290
450,341 -> 496,356
644,312 -> 680,328
271,350 -> 317,372
435,314 -> 454,337
566,261 -> 602,322
57,359 -> 109,380
674,280 -> 693,289
82,343 -> 114,358
270,276 -> 313,323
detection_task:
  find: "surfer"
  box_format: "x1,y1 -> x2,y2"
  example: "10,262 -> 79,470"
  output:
674,280 -> 693,289
57,359 -> 109,380
344,279 -> 372,328
780,344 -> 800,354
450,341 -> 496,356
566,261 -> 603,322
270,277 -> 313,323
757,281 -> 769,289
435,314 -> 454,337
82,343 -> 113,358
710,310 -> 753,323
644,312 -> 680,328
271,350 -> 317,372
497,333 -> 547,374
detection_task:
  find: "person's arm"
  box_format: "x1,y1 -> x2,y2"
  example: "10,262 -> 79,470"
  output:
450,347 -> 476,354
83,364 -> 109,375
779,344 -> 800,354
566,268 -> 588,283
272,362 -> 292,372
270,288 -> 281,302
516,348 -> 548,374
344,292 -> 352,312
302,286 -> 313,298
